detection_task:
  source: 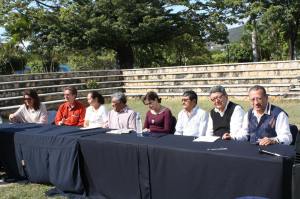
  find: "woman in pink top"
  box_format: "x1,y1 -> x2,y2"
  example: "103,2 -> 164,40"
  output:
142,91 -> 174,134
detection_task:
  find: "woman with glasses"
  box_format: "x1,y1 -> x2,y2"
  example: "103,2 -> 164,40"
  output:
9,89 -> 48,123
84,91 -> 108,128
142,91 -> 174,134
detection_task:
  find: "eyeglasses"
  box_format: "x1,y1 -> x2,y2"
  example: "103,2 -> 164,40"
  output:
210,94 -> 224,102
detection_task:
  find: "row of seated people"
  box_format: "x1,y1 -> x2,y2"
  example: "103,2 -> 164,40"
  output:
8,85 -> 293,146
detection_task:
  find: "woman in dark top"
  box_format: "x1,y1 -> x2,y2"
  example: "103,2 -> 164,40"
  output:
142,91 -> 173,134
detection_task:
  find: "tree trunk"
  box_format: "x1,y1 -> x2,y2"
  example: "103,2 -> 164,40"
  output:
251,20 -> 259,62
116,45 -> 134,69
287,22 -> 298,60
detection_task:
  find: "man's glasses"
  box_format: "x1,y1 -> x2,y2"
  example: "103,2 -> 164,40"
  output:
210,94 -> 224,102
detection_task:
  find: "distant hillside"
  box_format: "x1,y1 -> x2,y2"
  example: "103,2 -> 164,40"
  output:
228,25 -> 244,43
207,25 -> 244,51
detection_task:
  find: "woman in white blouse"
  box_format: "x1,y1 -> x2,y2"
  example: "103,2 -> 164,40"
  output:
84,91 -> 108,128
9,89 -> 48,123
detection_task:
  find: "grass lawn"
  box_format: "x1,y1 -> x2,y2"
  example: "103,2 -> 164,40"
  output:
1,98 -> 299,198
127,97 -> 300,127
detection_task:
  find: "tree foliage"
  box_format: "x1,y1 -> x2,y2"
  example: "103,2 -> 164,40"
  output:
0,0 -> 228,70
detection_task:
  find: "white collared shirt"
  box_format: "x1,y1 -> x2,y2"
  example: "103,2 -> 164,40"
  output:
206,101 -> 245,137
238,103 -> 292,145
11,103 -> 48,124
175,106 -> 208,137
85,105 -> 108,128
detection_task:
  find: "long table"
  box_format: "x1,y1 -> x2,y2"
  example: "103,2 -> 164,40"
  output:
79,133 -> 295,199
0,124 -> 295,199
0,123 -> 105,194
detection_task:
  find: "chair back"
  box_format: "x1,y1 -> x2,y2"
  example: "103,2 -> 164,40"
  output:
170,115 -> 177,134
47,110 -> 57,124
290,124 -> 299,145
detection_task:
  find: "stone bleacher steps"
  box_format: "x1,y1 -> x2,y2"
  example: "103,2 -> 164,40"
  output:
0,61 -> 299,116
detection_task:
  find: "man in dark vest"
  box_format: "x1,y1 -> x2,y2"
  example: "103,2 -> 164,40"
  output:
206,85 -> 245,140
239,85 -> 292,145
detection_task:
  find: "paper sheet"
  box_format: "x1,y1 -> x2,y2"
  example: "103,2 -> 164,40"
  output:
193,136 -> 220,142
106,129 -> 132,134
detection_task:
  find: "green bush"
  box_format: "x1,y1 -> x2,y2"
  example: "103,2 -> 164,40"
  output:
86,79 -> 98,89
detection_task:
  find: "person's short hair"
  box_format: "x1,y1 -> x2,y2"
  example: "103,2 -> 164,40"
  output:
183,90 -> 198,104
23,89 -> 41,110
249,85 -> 267,96
64,86 -> 77,97
89,91 -> 105,104
143,91 -> 161,104
209,85 -> 227,96
111,92 -> 127,104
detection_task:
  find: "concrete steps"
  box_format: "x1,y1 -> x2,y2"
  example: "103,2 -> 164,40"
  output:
121,61 -> 300,75
123,84 -> 292,95
0,81 -> 123,98
0,61 -> 299,116
122,76 -> 298,86
0,87 -> 124,108
122,68 -> 300,81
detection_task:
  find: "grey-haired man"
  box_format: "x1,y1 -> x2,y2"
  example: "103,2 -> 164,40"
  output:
107,92 -> 136,130
206,85 -> 245,140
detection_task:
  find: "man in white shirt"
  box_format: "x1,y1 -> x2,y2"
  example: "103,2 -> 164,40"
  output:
175,90 -> 208,137
206,85 -> 245,140
238,85 -> 292,145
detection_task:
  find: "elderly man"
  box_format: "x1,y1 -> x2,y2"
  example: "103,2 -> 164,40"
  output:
206,85 -> 245,140
107,92 -> 136,130
55,86 -> 86,126
239,85 -> 292,145
175,90 -> 208,137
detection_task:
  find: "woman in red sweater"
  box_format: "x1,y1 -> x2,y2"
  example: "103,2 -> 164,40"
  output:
142,91 -> 174,134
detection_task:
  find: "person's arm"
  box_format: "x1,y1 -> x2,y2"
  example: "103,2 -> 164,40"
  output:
231,112 -> 249,141
128,111 -> 137,130
9,106 -> 23,123
260,112 -> 292,145
101,106 -> 108,125
205,114 -> 214,136
224,105 -> 245,140
55,104 -> 64,125
143,111 -> 150,129
38,104 -> 48,124
197,111 -> 208,137
149,109 -> 172,133
77,105 -> 86,127
83,107 -> 90,127
174,111 -> 183,135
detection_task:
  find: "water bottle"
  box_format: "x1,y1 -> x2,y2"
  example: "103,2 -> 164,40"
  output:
136,112 -> 143,137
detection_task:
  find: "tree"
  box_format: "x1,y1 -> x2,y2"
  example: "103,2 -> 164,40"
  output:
219,0 -> 300,60
0,0 -> 229,69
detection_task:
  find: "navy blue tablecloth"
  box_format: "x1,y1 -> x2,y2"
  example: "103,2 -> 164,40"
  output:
0,124 -> 296,199
0,123 -> 106,194
78,133 -> 295,199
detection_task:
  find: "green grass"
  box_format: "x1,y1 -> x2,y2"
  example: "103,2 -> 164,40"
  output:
0,183 -> 65,199
1,98 -> 299,198
127,97 -> 300,127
